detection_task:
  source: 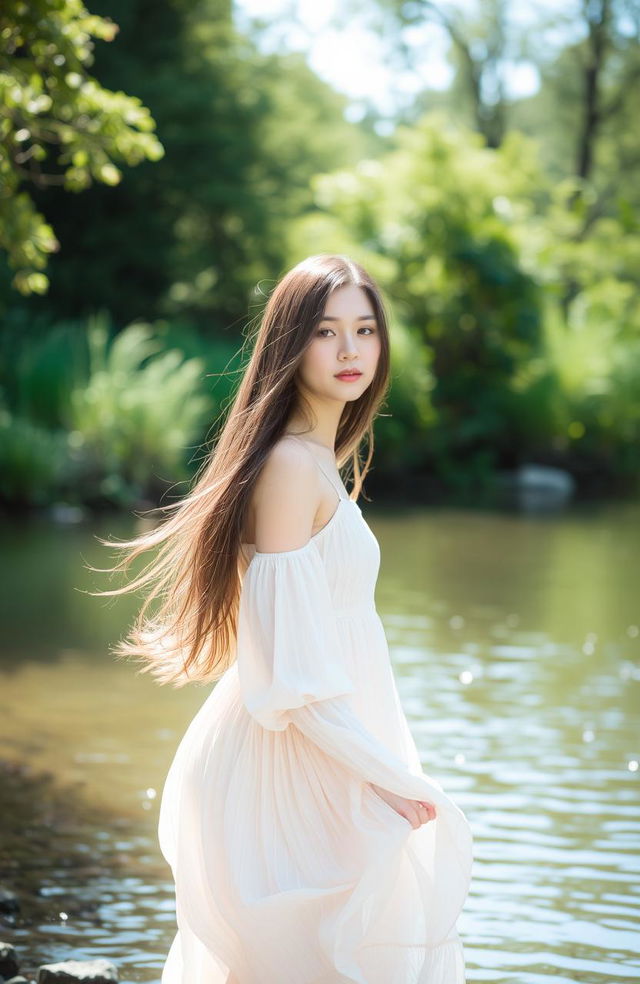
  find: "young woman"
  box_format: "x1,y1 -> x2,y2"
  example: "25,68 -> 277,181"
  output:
97,254 -> 473,983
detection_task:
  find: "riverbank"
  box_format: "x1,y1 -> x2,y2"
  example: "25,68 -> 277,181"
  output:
0,757 -> 154,981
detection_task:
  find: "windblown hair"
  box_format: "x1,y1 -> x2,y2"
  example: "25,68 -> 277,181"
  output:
90,254 -> 391,687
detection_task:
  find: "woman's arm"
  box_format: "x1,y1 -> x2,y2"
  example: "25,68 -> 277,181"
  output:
238,440 -> 446,823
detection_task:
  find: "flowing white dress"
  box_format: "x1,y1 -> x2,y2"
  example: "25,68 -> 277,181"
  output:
158,456 -> 473,984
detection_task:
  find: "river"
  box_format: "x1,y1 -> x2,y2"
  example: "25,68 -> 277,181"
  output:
1,497 -> 638,982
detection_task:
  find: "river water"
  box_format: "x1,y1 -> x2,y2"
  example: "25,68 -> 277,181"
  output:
1,498 -> 638,982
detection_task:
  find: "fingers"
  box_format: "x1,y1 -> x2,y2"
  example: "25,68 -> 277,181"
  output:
418,800 -> 436,821
414,800 -> 436,827
401,805 -> 435,829
402,806 -> 436,829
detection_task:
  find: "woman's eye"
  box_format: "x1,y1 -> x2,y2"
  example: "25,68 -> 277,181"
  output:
317,326 -> 376,337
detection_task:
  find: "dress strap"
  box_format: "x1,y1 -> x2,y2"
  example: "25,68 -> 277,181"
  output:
286,434 -> 348,501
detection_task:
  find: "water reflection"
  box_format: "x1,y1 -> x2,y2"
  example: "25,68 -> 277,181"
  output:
1,500 -> 639,982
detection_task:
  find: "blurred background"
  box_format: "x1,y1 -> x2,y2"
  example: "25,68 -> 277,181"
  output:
1,1 -> 639,981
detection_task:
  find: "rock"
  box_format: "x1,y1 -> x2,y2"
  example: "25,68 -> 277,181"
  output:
0,889 -> 20,915
37,961 -> 118,984
493,463 -> 576,511
47,503 -> 87,525
516,464 -> 575,510
0,942 -> 20,979
517,463 -> 575,492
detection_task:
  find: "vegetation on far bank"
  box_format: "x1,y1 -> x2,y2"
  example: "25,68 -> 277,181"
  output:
2,0 -> 639,511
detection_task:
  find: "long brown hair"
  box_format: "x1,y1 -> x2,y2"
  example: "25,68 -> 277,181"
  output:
90,254 -> 391,687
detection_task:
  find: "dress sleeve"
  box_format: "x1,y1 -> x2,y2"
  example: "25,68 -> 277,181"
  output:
236,539 -> 445,803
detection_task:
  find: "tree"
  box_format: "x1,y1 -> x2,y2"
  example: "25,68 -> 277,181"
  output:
2,0 -> 373,329
515,0 -> 640,310
349,0 -> 514,148
289,112 -> 544,488
0,0 -> 164,295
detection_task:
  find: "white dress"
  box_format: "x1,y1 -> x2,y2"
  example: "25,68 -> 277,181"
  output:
158,454 -> 473,984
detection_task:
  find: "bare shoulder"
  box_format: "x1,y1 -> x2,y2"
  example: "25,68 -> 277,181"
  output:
251,436 -> 321,553
257,435 -> 317,498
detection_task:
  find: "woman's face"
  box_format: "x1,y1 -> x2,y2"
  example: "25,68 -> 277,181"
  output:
296,285 -> 382,403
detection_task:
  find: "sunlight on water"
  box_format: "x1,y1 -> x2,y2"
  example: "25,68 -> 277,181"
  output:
1,500 -> 639,982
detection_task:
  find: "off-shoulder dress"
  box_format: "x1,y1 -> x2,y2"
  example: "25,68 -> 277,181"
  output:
158,445 -> 473,984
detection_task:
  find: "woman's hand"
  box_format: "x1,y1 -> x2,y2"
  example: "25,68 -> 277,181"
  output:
369,782 -> 436,830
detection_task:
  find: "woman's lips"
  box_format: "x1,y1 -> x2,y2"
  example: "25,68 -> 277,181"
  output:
335,371 -> 362,382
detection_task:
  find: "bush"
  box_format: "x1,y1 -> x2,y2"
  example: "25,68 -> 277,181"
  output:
0,405 -> 68,508
64,313 -> 212,506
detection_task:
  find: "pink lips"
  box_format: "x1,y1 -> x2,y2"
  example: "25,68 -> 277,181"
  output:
335,371 -> 362,381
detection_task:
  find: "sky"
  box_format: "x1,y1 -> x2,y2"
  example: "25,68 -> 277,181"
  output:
231,0 -> 571,122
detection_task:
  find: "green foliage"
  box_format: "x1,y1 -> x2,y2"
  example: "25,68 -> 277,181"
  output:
1,1 -> 370,330
0,0 -> 163,294
0,314 -> 89,427
541,294 -> 640,482
64,314 -> 212,505
0,402 -> 68,507
0,312 -> 216,509
289,109 -> 639,494
0,5 -> 638,507
373,316 -> 437,472
292,113 -> 544,489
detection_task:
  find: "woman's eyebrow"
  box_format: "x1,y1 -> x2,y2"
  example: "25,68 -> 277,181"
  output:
319,315 -> 377,322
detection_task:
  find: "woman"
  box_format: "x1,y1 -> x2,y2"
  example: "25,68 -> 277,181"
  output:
97,254 -> 473,983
